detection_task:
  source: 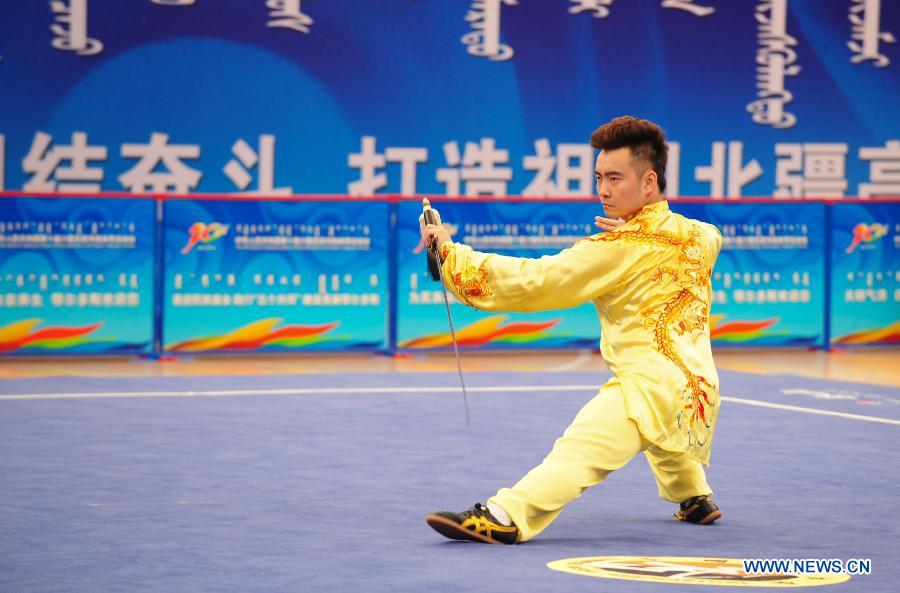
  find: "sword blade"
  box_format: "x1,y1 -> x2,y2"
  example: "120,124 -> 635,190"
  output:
434,245 -> 471,429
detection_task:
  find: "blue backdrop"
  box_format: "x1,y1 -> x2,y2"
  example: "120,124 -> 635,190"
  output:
1,0 -> 898,197
1,1 -> 898,354
830,201 -> 899,344
673,202 -> 826,346
397,200 -> 602,350
162,198 -> 389,352
0,195 -> 896,354
0,196 -> 155,354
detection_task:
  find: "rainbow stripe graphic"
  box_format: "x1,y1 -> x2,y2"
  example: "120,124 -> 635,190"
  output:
709,315 -> 779,343
399,315 -> 569,348
0,319 -> 107,353
165,318 -> 372,352
834,321 -> 900,345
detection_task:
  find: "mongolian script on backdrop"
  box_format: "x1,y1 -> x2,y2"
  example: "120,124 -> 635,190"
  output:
267,0 -> 314,34
747,0 -> 799,129
50,0 -> 103,56
848,0 -> 895,67
462,0 -> 518,61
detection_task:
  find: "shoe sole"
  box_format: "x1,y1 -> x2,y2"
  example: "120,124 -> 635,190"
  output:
674,509 -> 722,525
425,514 -> 510,545
698,509 -> 722,525
672,510 -> 722,525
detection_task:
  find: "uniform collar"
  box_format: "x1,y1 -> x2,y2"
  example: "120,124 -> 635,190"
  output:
626,200 -> 669,221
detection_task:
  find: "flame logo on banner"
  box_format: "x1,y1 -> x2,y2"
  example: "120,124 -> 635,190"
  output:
182,222 -> 229,254
845,223 -> 888,254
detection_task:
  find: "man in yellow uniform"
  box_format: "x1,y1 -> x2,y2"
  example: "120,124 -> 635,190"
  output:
423,116 -> 723,545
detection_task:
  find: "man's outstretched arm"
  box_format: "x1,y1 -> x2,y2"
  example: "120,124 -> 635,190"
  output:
423,224 -> 636,313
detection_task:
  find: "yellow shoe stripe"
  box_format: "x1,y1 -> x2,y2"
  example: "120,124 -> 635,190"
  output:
461,517 -> 517,538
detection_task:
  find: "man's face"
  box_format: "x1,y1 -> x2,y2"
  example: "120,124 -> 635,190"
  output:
595,147 -> 649,219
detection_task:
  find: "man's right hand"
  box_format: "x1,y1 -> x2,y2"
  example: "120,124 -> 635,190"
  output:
423,223 -> 452,252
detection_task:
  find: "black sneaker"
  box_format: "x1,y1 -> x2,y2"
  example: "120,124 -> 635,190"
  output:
426,503 -> 518,545
675,495 -> 722,525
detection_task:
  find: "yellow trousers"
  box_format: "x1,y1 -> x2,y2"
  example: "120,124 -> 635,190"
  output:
488,385 -> 712,542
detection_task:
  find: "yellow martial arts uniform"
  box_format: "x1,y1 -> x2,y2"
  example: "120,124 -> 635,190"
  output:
438,200 -> 723,541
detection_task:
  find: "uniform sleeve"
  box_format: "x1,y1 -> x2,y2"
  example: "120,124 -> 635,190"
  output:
437,236 -> 636,313
701,223 -> 723,309
704,222 -> 723,266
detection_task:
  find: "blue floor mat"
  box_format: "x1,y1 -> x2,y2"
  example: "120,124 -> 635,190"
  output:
1,370 -> 898,592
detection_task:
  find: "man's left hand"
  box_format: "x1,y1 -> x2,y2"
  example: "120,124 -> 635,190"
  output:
595,216 -> 625,232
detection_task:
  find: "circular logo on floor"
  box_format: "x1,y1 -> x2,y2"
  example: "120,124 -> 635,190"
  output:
546,556 -> 852,587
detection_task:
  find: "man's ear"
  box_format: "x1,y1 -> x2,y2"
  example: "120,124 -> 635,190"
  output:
643,170 -> 657,196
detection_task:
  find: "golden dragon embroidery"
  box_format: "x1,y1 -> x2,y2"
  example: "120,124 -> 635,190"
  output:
589,216 -> 716,449
441,244 -> 493,300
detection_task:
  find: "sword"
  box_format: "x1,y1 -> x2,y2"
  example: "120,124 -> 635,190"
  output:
422,198 -> 471,428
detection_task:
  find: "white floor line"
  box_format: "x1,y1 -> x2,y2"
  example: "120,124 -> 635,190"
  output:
720,395 -> 900,426
0,384 -> 593,400
1,383 -> 898,426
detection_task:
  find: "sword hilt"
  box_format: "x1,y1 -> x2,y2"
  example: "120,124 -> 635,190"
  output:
422,198 -> 442,281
